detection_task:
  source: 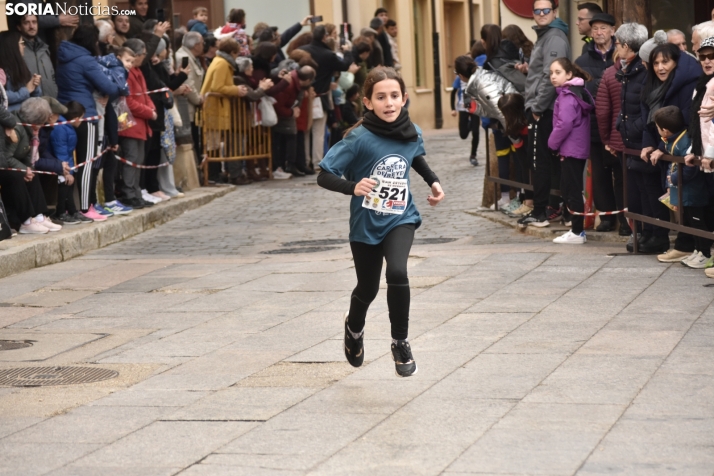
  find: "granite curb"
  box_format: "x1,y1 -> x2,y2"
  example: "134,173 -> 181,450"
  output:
0,186 -> 235,279
465,209 -> 630,243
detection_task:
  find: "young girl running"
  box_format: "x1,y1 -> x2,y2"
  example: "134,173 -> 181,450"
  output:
547,57 -> 594,244
317,67 -> 445,377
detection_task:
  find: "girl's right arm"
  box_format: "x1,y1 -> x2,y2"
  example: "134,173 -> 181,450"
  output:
316,138 -> 360,195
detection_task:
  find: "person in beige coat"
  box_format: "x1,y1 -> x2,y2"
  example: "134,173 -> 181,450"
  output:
175,31 -> 206,169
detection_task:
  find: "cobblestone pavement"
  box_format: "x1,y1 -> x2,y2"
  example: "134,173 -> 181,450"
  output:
0,130 -> 713,475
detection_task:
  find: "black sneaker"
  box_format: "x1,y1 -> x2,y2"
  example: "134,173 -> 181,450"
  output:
124,198 -> 145,210
469,155 -> 479,166
55,213 -> 80,225
391,340 -> 417,377
71,211 -> 93,223
518,212 -> 549,228
343,312 -> 364,368
639,235 -> 670,254
141,199 -> 155,208
285,164 -> 305,177
546,206 -> 562,223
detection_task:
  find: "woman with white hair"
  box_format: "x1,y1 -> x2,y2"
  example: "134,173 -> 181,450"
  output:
4,98 -> 61,233
613,23 -> 649,253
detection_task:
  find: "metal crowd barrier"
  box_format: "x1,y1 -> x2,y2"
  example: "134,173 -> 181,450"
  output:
622,148 -> 714,254
196,93 -> 272,185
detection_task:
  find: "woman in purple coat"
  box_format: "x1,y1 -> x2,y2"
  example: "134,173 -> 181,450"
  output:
547,57 -> 594,244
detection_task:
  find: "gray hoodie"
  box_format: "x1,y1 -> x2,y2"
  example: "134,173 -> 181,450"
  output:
524,18 -> 570,114
23,36 -> 57,99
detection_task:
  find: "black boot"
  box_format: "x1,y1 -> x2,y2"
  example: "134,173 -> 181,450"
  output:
285,163 -> 305,177
638,235 -> 670,254
626,233 -> 649,253
595,218 -> 615,232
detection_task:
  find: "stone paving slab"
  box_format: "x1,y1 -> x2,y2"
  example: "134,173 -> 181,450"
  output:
0,130 -> 712,475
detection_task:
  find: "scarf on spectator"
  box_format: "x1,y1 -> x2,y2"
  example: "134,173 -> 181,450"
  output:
361,109 -> 418,142
216,51 -> 238,71
690,72 -> 714,156
644,74 -> 673,126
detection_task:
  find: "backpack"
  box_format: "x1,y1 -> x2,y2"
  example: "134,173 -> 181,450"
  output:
489,60 -> 526,93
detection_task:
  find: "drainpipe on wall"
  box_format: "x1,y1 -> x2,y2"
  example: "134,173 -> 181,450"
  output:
431,0 -> 443,129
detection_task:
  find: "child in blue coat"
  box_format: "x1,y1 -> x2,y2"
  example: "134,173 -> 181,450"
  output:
51,101 -> 91,224
653,106 -> 713,269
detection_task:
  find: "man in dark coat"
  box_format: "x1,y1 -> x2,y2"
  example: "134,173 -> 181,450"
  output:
575,13 -> 623,232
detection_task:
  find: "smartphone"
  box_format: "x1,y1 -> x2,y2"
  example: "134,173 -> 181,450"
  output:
310,15 -> 323,23
181,57 -> 189,69
156,8 -> 165,22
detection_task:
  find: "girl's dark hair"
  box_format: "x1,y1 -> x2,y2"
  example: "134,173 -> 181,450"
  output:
502,24 -> 533,59
498,93 -> 527,137
71,24 -> 101,56
228,8 -> 246,25
551,57 -> 592,81
470,41 -> 487,59
353,41 -> 372,56
64,100 -> 86,121
287,32 -> 313,54
641,43 -> 681,101
344,66 -> 406,136
254,41 -> 277,60
455,55 -> 477,78
0,31 -> 32,90
480,24 -> 502,61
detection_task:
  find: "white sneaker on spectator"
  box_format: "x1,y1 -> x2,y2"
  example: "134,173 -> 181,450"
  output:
19,221 -> 49,234
272,167 -> 292,180
553,230 -> 586,244
684,252 -> 714,269
142,190 -> 162,203
681,250 -> 699,266
152,191 -> 171,201
37,217 -> 62,232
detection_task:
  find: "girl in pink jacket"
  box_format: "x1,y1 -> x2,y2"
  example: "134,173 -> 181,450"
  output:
548,57 -> 594,245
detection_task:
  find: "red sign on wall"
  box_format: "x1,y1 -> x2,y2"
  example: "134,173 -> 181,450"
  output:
503,0 -> 536,18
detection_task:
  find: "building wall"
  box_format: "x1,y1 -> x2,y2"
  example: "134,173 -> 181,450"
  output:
224,0 -> 311,36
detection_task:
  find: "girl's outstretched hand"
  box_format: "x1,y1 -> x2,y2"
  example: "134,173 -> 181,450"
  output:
354,178 -> 377,197
427,182 -> 444,206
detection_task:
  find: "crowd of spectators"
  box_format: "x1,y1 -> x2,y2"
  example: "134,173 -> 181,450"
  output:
0,5 -> 400,237
452,1 -> 714,277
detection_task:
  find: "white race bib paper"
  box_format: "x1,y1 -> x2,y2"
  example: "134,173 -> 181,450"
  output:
361,175 -> 409,215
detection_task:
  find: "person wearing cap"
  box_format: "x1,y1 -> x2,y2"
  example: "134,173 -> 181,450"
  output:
575,13 -> 625,233
360,27 -> 384,68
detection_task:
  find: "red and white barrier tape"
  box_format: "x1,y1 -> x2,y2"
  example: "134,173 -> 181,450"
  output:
131,87 -> 170,95
567,207 -> 627,217
0,148 -> 171,175
18,115 -> 103,128
114,155 -> 170,169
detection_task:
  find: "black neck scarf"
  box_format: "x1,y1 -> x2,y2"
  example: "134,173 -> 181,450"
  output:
361,109 -> 418,142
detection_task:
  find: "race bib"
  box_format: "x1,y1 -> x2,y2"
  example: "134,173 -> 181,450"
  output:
361,175 -> 409,215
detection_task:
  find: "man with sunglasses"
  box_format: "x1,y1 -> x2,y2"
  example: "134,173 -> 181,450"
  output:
517,0 -> 571,228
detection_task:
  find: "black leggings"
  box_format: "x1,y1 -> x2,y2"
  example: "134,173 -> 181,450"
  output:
348,224 -> 415,340
458,111 -> 480,157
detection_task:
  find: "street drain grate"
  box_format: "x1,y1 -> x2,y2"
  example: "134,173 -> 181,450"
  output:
0,367 -> 118,387
413,238 -> 458,245
262,246 -> 340,254
0,340 -> 34,351
282,239 -> 348,247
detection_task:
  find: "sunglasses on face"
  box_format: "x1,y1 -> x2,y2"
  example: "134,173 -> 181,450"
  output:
533,8 -> 552,15
699,52 -> 714,62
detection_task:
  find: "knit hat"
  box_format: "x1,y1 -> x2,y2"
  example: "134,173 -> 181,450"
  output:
42,96 -> 67,115
639,30 -> 667,63
699,36 -> 714,52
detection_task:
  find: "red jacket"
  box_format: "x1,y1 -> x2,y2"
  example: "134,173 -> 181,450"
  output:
595,62 -> 624,153
119,67 -> 156,140
273,70 -> 301,119
296,90 -> 311,132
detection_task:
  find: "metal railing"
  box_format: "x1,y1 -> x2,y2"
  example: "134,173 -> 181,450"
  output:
196,93 -> 272,185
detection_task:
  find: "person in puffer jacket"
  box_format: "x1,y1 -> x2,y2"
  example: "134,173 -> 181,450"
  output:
55,25 -> 123,219
547,58 -> 594,244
